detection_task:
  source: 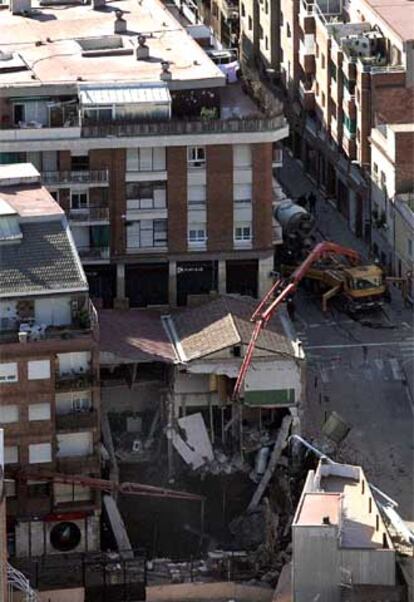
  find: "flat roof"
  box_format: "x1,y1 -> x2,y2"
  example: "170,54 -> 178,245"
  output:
295,493 -> 340,526
362,0 -> 414,42
0,0 -> 225,88
0,185 -> 63,219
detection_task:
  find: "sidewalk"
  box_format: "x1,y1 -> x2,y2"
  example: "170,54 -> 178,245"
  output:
275,151 -> 369,259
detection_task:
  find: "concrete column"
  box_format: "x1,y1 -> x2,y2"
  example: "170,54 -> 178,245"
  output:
169,260 -> 177,307
116,263 -> 125,298
258,254 -> 274,299
218,260 -> 227,295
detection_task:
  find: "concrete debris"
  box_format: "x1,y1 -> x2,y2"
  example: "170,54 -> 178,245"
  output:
229,507 -> 267,549
248,416 -> 292,511
172,413 -> 214,470
198,450 -> 251,476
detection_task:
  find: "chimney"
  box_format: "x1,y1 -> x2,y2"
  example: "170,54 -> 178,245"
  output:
114,10 -> 127,34
136,34 -> 149,60
10,0 -> 31,15
160,60 -> 172,81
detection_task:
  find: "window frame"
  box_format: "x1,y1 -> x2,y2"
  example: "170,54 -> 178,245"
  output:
187,146 -> 206,168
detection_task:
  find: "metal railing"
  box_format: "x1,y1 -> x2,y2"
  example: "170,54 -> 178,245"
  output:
82,114 -> 286,138
7,563 -> 38,602
42,169 -> 108,185
69,206 -> 110,222
77,245 -> 110,260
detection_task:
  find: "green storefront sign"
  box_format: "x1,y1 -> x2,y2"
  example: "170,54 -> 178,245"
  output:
244,388 -> 295,407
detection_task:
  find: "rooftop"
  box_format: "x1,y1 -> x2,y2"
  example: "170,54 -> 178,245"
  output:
293,461 -> 394,550
0,169 -> 87,298
98,295 -> 297,365
362,0 -> 414,43
0,0 -> 224,88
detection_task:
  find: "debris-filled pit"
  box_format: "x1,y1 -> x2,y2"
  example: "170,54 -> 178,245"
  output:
115,408 -> 313,588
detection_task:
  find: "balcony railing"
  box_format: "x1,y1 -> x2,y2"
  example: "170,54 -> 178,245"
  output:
77,246 -> 110,260
69,207 -> 110,222
55,371 -> 95,391
56,409 -> 98,431
82,114 -> 286,138
42,169 -> 109,186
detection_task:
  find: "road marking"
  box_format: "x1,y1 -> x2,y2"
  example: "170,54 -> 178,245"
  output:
307,341 -> 404,350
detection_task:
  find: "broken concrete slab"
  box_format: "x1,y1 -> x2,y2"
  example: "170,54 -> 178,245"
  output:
248,416 -> 292,512
103,494 -> 134,559
172,413 -> 214,470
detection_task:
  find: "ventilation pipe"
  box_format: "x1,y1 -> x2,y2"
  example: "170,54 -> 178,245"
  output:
160,60 -> 172,81
136,34 -> 149,60
114,10 -> 127,34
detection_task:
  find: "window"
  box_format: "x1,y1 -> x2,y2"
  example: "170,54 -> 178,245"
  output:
0,362 -> 18,384
71,191 -> 88,210
259,25 -> 263,40
373,162 -> 378,180
286,22 -> 291,38
5,480 -> 16,498
233,144 -> 252,168
187,146 -> 206,168
126,219 -> 167,249
321,92 -> 326,108
29,443 -> 52,464
234,224 -> 252,241
54,482 -> 92,503
316,82 -> 320,96
248,15 -> 252,30
212,1 -> 218,17
71,155 -> 89,171
0,405 -> 18,424
188,227 -> 207,243
126,147 -> 166,172
234,183 -> 252,202
28,360 -> 50,381
315,43 -> 319,58
13,103 -> 25,125
28,403 -> 51,422
280,11 -> 284,26
27,481 -> 50,497
188,185 -> 206,204
4,446 -> 18,464
408,239 -> 413,257
321,54 -> 326,69
265,36 -> 269,50
73,394 -> 92,413
380,171 -> 386,191
241,2 -> 245,17
265,0 -> 268,14
126,182 -> 166,208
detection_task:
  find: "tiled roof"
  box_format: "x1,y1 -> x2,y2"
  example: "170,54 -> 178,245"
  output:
99,309 -> 176,363
0,221 -> 87,297
170,296 -> 294,361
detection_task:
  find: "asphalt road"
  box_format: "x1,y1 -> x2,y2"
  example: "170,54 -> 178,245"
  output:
276,150 -> 413,520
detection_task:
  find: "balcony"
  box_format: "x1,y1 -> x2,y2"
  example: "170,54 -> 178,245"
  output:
221,0 -> 239,20
56,409 -> 98,431
299,81 -> 315,111
299,37 -> 316,75
69,207 -> 110,224
299,0 -> 316,34
42,169 -> 109,187
272,147 -> 283,168
77,245 -> 110,262
82,114 -> 286,139
0,300 -> 98,344
56,454 -> 99,473
55,371 -> 96,392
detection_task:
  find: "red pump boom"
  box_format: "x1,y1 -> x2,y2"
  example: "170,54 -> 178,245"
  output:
232,241 -> 360,401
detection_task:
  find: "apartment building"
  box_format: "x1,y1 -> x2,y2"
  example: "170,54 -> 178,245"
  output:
0,164 -> 101,558
370,123 -> 414,296
292,459 -> 404,601
239,0 -> 414,242
0,0 -> 288,310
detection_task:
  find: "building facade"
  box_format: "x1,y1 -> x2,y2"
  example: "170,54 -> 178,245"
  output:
239,0 -> 414,243
292,459 -> 402,601
0,0 -> 288,310
370,123 -> 414,296
0,165 -> 101,558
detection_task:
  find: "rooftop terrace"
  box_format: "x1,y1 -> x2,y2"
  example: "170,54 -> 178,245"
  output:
0,0 -> 224,88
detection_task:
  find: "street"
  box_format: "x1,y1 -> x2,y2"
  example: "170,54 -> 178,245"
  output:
277,152 -> 414,521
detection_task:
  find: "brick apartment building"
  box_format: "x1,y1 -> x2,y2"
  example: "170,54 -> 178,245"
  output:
238,0 -> 414,244
0,0 -> 288,310
0,164 -> 101,558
